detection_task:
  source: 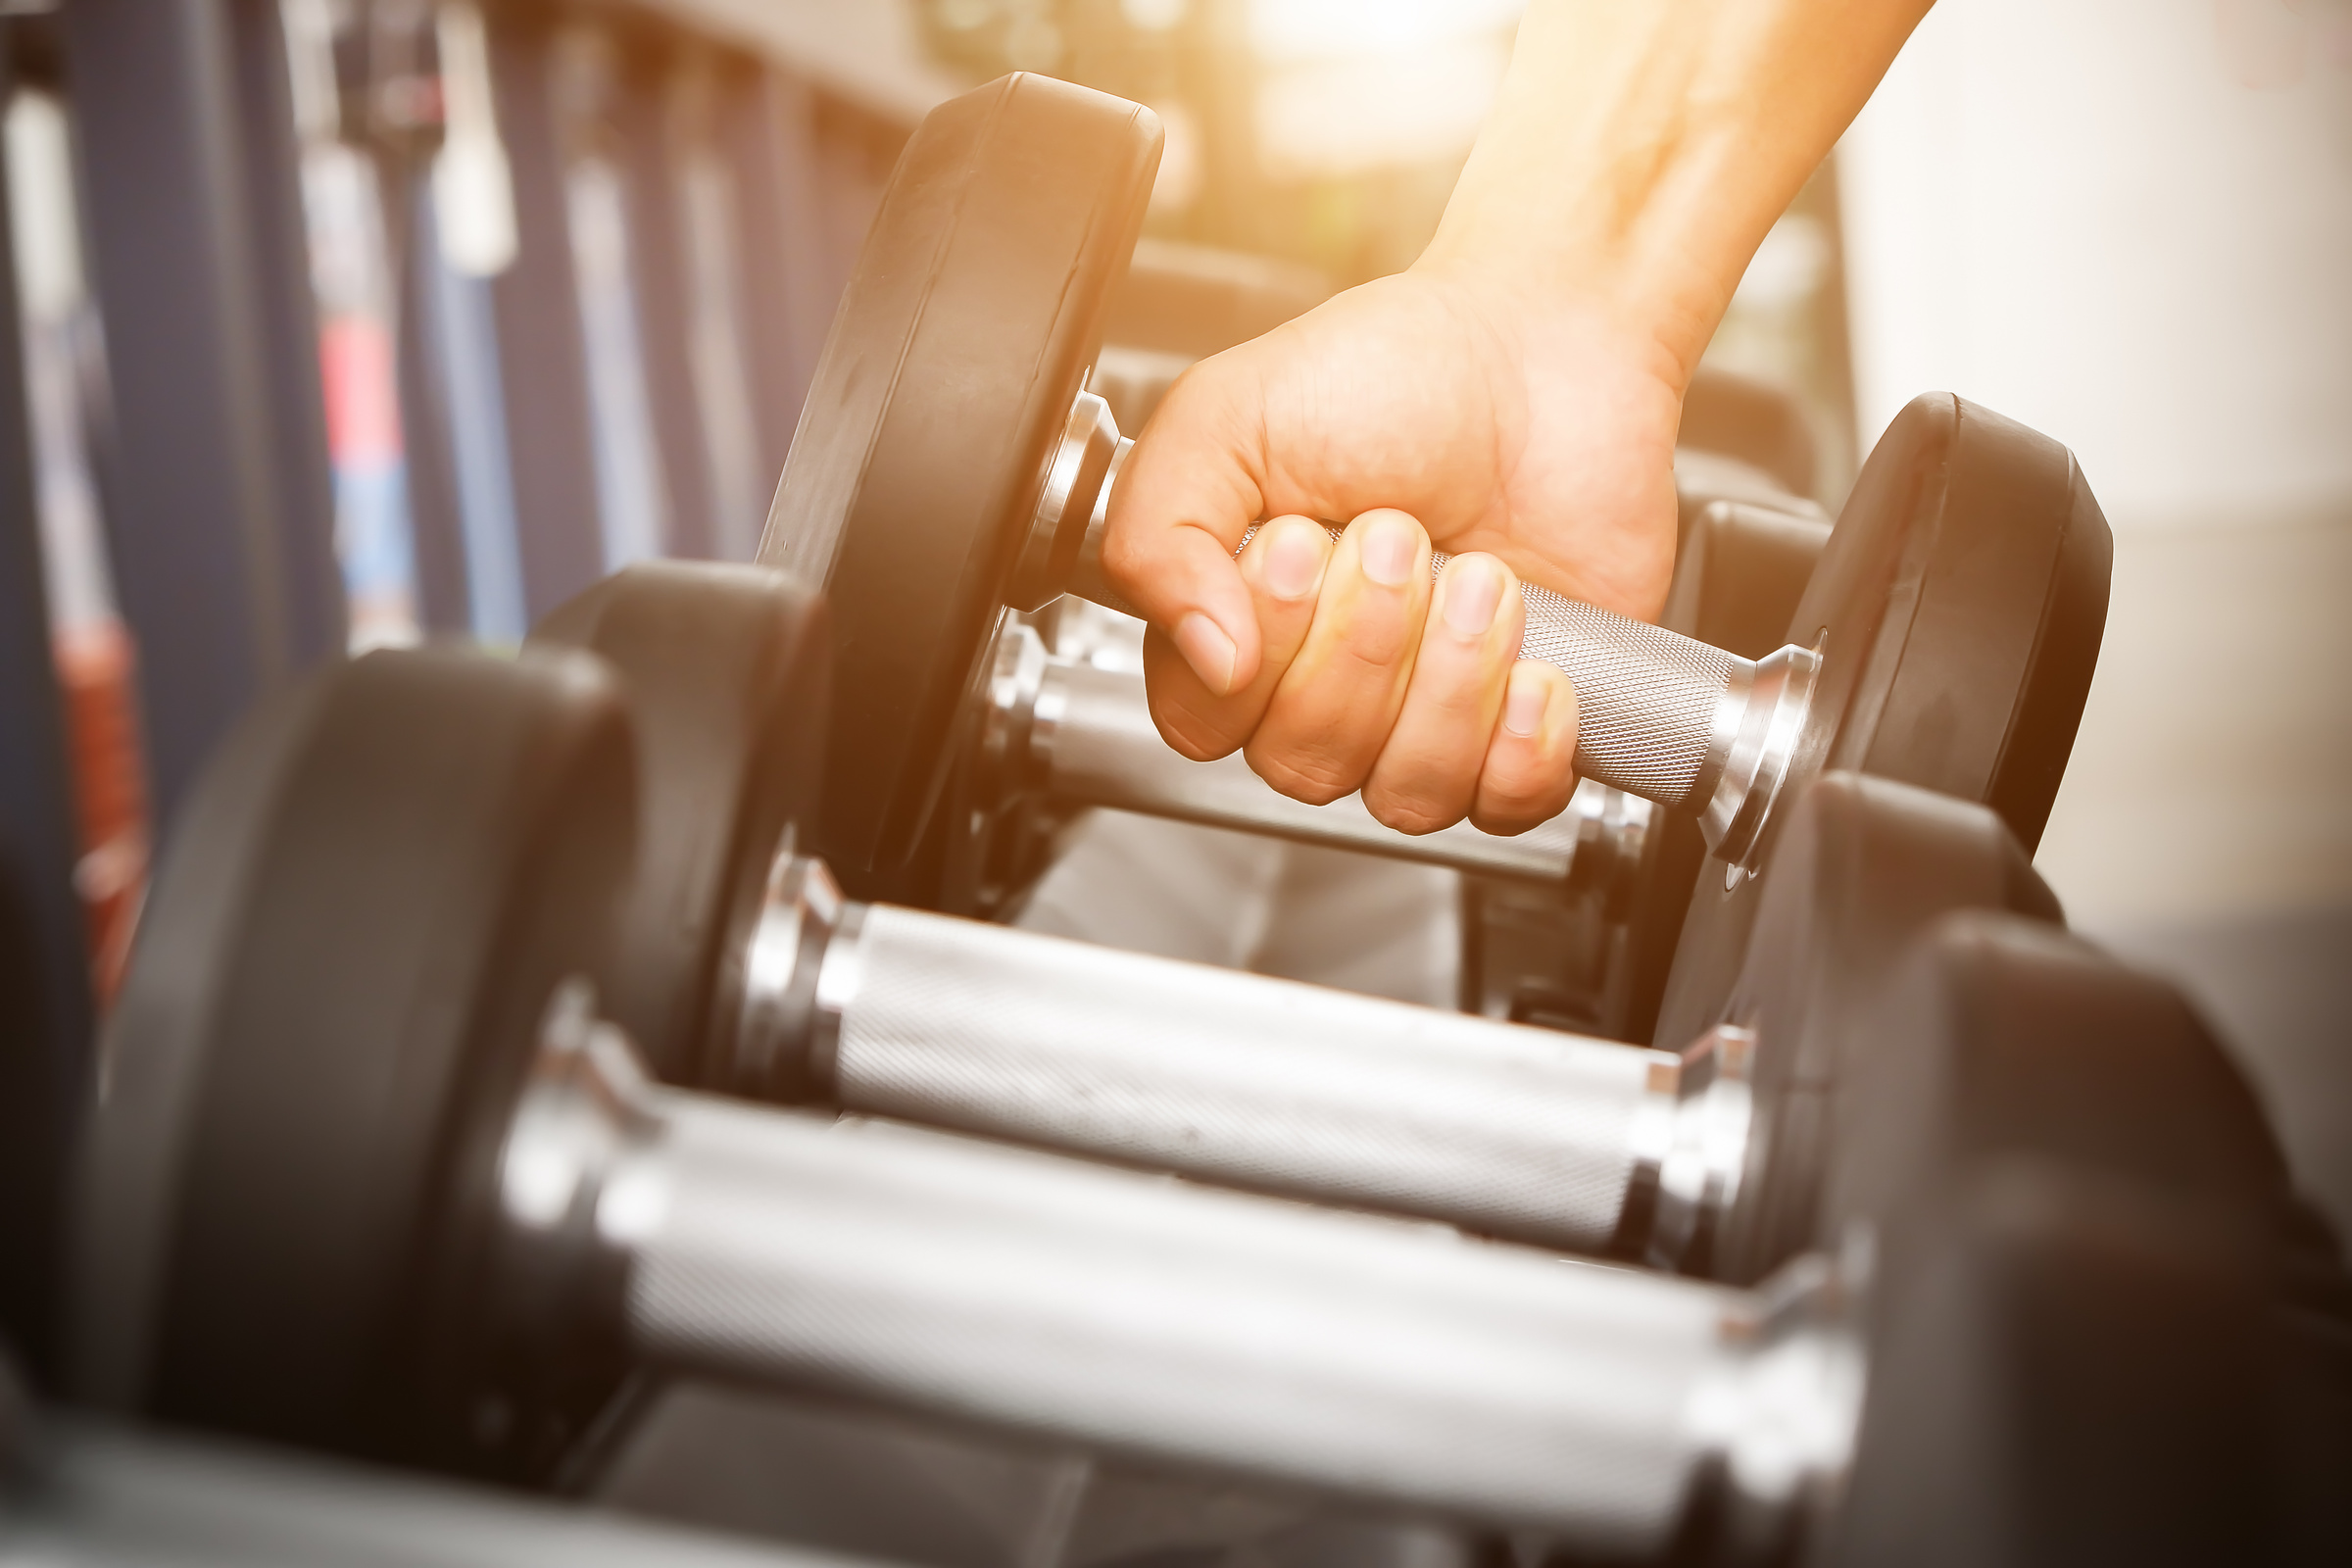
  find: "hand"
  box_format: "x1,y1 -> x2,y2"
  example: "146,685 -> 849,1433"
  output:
1102,266 -> 1683,835
1096,0 -> 1936,838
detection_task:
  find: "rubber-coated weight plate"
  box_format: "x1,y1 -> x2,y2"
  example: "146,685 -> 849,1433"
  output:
70,649 -> 635,1463
1822,911 -> 2290,1251
1668,770 -> 2060,1283
532,562 -> 827,1088
1829,1159 -> 2270,1568
1807,397 -> 2110,849
1653,394 -> 2111,1051
759,74 -> 1160,877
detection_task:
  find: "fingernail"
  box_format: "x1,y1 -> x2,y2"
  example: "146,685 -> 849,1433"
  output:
1174,611 -> 1239,695
1503,666 -> 1547,737
1263,519 -> 1325,601
1358,512 -> 1418,587
1441,558 -> 1501,637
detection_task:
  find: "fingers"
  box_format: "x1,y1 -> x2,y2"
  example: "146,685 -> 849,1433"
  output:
1469,662 -> 1581,835
1142,515 -> 1334,760
1123,458 -> 1580,834
1360,553 -> 1527,833
1103,354 -> 1271,698
1245,509 -> 1433,804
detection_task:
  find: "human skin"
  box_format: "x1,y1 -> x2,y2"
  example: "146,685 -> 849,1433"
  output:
1102,0 -> 1936,835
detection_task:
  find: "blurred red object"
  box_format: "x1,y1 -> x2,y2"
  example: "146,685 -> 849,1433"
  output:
53,616 -> 149,1005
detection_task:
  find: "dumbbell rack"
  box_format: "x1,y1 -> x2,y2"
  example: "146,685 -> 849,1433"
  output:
8,11 -> 2349,1568
0,0 -> 919,1387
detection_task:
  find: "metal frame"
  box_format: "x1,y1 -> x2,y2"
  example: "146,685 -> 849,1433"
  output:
0,0 -> 921,1373
386,150 -> 483,635
725,60 -> 837,499
613,33 -> 712,559
64,0 -> 345,829
0,30 -> 93,1383
485,5 -> 607,620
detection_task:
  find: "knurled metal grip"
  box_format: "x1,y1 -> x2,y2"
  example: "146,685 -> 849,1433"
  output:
1041,393 -> 1820,868
725,855 -> 1754,1265
977,617 -> 1655,891
499,982 -> 1865,1558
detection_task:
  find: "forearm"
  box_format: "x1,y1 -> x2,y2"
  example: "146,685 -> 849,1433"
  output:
1419,0 -> 1934,376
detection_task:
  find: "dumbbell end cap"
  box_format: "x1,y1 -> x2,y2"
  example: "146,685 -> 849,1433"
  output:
1626,1023 -> 1760,1273
1009,392 -> 1121,612
725,852 -> 849,1104
1700,640 -> 1821,870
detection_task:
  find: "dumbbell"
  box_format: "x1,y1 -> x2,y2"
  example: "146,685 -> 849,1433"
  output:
71,647 -> 2306,1565
959,460 -> 1823,897
968,612 -> 1651,890
538,343 -> 2117,1278
756,74 -> 2110,921
535,561 -> 2060,1271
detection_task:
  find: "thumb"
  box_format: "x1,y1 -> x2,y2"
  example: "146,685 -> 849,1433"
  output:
1101,357 -> 1269,697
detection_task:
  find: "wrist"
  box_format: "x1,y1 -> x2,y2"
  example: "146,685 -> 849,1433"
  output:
1411,0 -> 1930,379
1401,138 -> 1759,385
1409,228 -> 1721,399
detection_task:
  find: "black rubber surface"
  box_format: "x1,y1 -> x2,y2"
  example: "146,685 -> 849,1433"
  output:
1678,366 -> 1820,501
1652,394 -> 2110,1053
1826,1158 -> 2271,1568
1659,499 -> 1833,664
71,648 -> 635,1462
532,563 -> 827,1088
757,74 -> 1160,877
1810,397 -> 2111,853
1674,771 -> 2060,1283
1823,910 -> 2291,1250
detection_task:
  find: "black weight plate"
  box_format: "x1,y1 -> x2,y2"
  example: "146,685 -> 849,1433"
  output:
1813,398 -> 2111,848
1677,770 -> 2058,1284
1828,1158 -> 2269,1568
758,74 -> 1160,878
1652,394 -> 2111,1052
533,562 -> 827,1088
1822,911 -> 2290,1253
1660,499 -> 1832,664
70,648 -> 635,1460
1678,365 -> 1820,501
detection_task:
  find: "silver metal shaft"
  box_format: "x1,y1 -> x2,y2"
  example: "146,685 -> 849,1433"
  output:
730,858 -> 1758,1257
633,1102 -> 1711,1550
822,901 -> 1672,1252
1028,652 -> 1648,886
500,996 -> 1860,1559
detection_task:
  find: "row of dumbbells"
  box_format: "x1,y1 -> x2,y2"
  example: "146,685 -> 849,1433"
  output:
62,562 -> 2345,1567
28,69 -> 2352,1568
65,325 -> 2348,1561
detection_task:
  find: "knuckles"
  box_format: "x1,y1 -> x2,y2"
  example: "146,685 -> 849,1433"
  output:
1245,745 -> 1364,808
1361,787 -> 1467,837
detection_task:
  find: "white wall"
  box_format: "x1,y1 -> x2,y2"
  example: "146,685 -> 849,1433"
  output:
1839,0 -> 2352,929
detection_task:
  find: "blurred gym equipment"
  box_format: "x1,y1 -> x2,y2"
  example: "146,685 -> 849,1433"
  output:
68,646 -> 2333,1565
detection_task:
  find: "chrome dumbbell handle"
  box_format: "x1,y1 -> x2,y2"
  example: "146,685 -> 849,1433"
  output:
500,990 -> 1862,1558
727,857 -> 1752,1264
1051,398 -> 1820,867
1039,654 -> 1602,879
982,619 -> 1651,888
